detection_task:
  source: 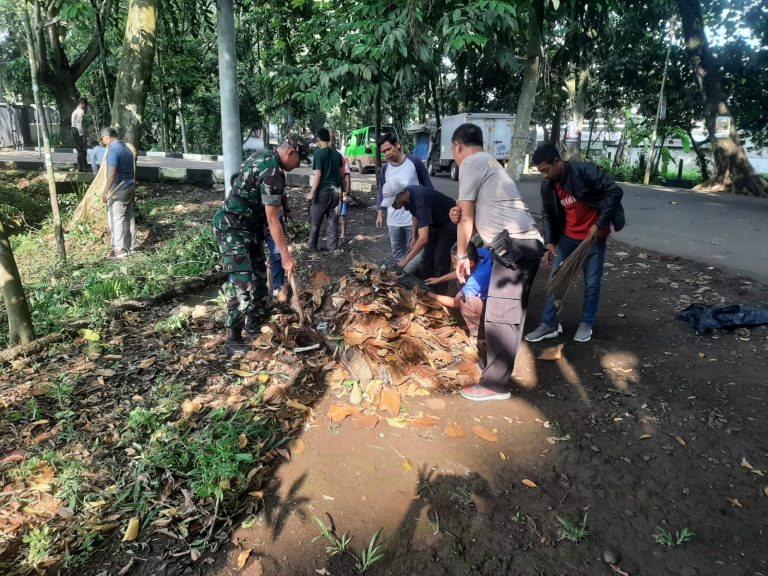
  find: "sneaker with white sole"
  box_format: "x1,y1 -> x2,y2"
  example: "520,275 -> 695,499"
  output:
573,322 -> 593,342
460,385 -> 511,402
525,323 -> 559,343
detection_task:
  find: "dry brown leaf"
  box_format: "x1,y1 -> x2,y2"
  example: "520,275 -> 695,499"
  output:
121,517 -> 140,542
380,389 -> 401,416
95,369 -> 116,377
237,548 -> 252,570
675,436 -> 687,447
230,369 -> 254,378
138,357 -> 156,370
639,434 -> 653,440
472,426 -> 498,442
386,417 -> 408,428
522,479 -> 538,489
238,434 -> 248,449
741,457 -> 753,470
310,270 -> 332,288
290,438 -> 306,455
763,486 -> 768,497
727,498 -> 742,508
445,424 -> 466,438
285,399 -> 311,413
349,383 -> 363,405
327,404 -> 357,423
538,344 -> 564,361
351,413 -> 379,429
410,416 -> 440,429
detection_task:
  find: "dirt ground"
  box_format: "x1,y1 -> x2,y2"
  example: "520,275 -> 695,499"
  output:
4,181 -> 767,576
204,188 -> 768,576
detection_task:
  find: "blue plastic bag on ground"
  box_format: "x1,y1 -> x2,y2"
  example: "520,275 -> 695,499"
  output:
676,303 -> 768,333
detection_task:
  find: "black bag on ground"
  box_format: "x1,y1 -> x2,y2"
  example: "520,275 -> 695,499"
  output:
676,303 -> 768,333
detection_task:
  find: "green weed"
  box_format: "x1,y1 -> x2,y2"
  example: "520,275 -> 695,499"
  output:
154,313 -> 188,334
22,526 -> 52,567
313,515 -> 352,556
47,374 -> 76,409
355,529 -> 384,573
655,528 -> 694,547
555,513 -> 590,543
52,460 -> 85,509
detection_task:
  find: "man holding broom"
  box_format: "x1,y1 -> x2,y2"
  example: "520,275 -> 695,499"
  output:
525,144 -> 625,344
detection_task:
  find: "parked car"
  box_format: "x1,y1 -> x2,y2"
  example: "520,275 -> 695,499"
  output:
344,126 -> 397,173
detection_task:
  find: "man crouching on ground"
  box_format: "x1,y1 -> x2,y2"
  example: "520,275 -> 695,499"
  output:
212,133 -> 309,356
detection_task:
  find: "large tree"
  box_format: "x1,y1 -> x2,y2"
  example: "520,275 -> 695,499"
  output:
677,0 -> 768,197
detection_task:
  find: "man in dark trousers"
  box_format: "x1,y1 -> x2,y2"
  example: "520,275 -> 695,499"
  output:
525,144 -> 625,344
380,183 -> 456,287
306,128 -> 344,252
450,123 -> 544,402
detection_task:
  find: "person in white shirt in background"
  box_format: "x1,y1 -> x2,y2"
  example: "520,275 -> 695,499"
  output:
70,98 -> 88,172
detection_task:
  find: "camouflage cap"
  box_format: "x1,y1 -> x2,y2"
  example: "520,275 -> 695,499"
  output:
283,133 -> 310,159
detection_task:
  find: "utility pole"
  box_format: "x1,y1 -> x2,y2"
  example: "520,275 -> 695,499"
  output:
216,0 -> 242,197
644,38 -> 672,186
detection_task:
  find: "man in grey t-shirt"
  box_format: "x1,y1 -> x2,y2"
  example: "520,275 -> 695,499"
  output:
450,123 -> 544,402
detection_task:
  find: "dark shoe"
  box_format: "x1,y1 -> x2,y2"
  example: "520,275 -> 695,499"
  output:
244,317 -> 264,337
525,323 -> 560,343
573,322 -> 593,343
224,340 -> 250,356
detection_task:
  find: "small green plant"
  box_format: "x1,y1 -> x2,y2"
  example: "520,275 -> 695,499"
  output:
682,487 -> 690,497
22,526 -> 52,567
355,529 -> 384,573
556,513 -> 590,543
154,313 -> 188,334
123,407 -> 159,441
511,511 -> 522,524
313,515 -> 352,556
449,485 -> 474,511
655,528 -> 694,547
52,460 -> 86,509
47,374 -> 75,409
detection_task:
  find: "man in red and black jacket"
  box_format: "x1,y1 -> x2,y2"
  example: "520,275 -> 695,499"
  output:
525,145 -> 625,343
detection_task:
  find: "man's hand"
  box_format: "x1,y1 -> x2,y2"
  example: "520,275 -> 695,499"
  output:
396,259 -> 406,269
588,224 -> 599,238
424,277 -> 440,286
376,210 -> 384,228
305,192 -> 314,201
455,258 -> 471,284
282,254 -> 295,279
542,243 -> 556,266
449,206 -> 462,225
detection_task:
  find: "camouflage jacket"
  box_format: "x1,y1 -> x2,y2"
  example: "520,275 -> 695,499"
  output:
212,150 -> 286,232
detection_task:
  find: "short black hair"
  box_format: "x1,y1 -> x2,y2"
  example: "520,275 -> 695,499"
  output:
451,123 -> 483,147
79,97 -> 88,105
450,241 -> 479,262
378,132 -> 398,147
316,128 -> 331,142
532,144 -> 561,165
100,126 -> 118,139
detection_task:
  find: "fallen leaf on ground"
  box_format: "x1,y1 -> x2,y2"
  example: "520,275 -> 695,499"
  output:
351,413 -> 378,429
500,452 -> 506,460
639,434 -> 653,440
402,459 -> 413,472
426,398 -> 447,410
138,357 -> 156,369
522,479 -> 538,489
741,457 -> 753,470
538,344 -> 564,361
763,486 -> 768,497
675,436 -> 687,447
286,399 -> 311,413
445,424 -> 466,438
380,389 -> 401,416
472,426 -> 498,442
237,548 -> 252,570
230,369 -> 254,378
95,369 -> 116,377
410,416 -> 440,429
727,498 -> 742,508
121,517 -> 140,542
327,404 -> 358,422
181,399 -> 203,418
349,383 -> 363,405
289,438 -> 306,455
386,417 -> 408,428
239,434 -> 248,449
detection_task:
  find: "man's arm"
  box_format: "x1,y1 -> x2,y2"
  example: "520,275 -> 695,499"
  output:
266,204 -> 294,278
423,290 -> 459,309
581,164 -> 623,230
425,270 -> 458,286
376,164 -> 387,228
398,225 -> 428,268
307,169 -> 322,201
455,200 -> 475,283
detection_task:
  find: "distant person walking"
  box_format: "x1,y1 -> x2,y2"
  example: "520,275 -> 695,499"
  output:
100,127 -> 136,258
524,144 -> 625,344
89,140 -> 105,174
306,128 -> 344,252
71,98 -> 88,172
376,133 -> 433,261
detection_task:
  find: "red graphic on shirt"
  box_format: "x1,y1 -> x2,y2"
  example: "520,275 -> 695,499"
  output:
554,182 -> 602,241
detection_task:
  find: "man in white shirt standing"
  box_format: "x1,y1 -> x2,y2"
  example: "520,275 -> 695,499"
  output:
70,98 -> 88,172
376,133 -> 433,262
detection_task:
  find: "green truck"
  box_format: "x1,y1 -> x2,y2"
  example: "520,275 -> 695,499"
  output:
343,125 -> 397,173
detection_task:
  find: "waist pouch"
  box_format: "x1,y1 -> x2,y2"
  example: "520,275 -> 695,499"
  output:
490,230 -> 543,269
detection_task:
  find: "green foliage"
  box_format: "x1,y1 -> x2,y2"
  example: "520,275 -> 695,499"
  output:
655,528 -> 694,547
154,313 -> 187,334
313,515 -> 353,556
555,513 -> 590,543
22,526 -> 52,567
355,529 -> 385,573
0,172 -> 51,235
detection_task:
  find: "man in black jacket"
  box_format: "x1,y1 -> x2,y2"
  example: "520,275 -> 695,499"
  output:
525,145 -> 625,343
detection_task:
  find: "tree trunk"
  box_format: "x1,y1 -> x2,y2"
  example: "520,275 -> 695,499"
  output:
112,0 -> 159,149
678,0 -> 768,197
96,11 -> 113,115
549,104 -> 562,147
507,0 -> 544,180
566,66 -> 588,160
430,75 -> 441,130
178,93 -> 190,153
455,53 -> 467,113
0,218 -> 34,346
374,87 -> 382,191
688,129 -> 710,181
20,2 -> 66,262
157,44 -> 169,151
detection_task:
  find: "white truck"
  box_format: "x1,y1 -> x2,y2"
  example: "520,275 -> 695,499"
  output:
427,112 -> 515,181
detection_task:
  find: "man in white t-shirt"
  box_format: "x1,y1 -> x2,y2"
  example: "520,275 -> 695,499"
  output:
376,133 -> 433,261
70,98 -> 88,172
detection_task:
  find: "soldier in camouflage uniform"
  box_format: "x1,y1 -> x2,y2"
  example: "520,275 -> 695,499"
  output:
213,133 -> 309,355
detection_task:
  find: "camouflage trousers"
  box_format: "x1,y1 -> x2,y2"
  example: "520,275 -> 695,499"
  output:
214,228 -> 268,331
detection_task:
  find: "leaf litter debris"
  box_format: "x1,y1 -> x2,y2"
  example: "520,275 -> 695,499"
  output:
0,259 -> 482,573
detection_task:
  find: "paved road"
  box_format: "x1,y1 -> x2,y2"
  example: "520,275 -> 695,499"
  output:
3,150 -> 766,282
383,171 -> 768,283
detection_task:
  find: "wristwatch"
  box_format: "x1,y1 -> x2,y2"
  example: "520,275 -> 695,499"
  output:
456,255 -> 469,262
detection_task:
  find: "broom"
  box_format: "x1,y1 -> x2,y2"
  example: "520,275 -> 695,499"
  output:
545,234 -> 597,309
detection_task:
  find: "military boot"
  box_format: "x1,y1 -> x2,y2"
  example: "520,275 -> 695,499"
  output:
224,326 -> 249,356
244,314 -> 265,338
